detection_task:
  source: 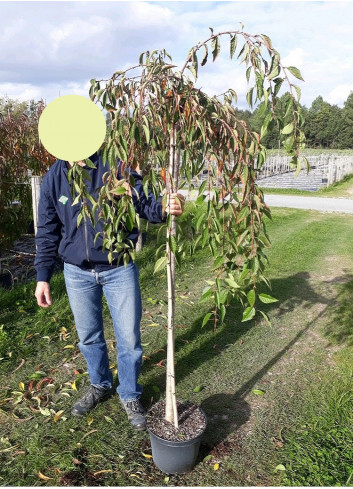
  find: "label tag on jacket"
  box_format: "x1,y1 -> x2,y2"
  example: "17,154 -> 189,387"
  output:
59,195 -> 69,205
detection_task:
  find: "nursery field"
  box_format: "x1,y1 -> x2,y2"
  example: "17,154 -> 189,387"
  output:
1,202 -> 353,486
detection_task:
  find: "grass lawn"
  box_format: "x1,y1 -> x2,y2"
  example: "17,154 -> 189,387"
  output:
1,204 -> 353,486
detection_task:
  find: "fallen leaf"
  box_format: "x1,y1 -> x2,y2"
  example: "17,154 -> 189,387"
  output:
214,463 -> 220,471
154,359 -> 166,368
252,389 -> 265,396
272,437 -> 284,448
93,469 -> 113,476
39,407 -> 51,416
164,476 -> 170,483
19,382 -> 25,391
274,464 -> 286,473
142,452 -> 153,459
73,458 -> 82,465
38,471 -> 53,481
11,358 -> 25,374
79,429 -> 98,443
193,385 -> 203,393
13,450 -> 26,456
0,444 -> 20,453
53,410 -> 64,422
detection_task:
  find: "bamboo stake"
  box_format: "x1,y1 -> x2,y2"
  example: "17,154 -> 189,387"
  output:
165,124 -> 179,428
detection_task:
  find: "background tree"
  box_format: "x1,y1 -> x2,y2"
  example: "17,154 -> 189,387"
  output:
71,27 -> 306,428
0,97 -> 55,251
338,92 -> 353,149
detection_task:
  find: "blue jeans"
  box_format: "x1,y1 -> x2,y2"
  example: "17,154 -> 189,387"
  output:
63,261 -> 143,401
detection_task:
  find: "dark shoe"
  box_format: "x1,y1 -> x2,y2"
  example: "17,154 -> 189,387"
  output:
71,385 -> 113,416
121,399 -> 146,431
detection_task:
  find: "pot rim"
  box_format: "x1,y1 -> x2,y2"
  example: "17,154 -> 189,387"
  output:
146,405 -> 207,445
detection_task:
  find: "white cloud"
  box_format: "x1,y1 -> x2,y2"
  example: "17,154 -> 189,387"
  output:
282,48 -> 308,69
0,1 -> 353,108
327,84 -> 353,106
0,82 -> 41,102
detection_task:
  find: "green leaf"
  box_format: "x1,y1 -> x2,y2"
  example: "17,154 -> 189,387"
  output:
201,312 -> 212,328
259,310 -> 272,327
142,124 -> 150,144
246,87 -> 254,108
268,63 -> 280,80
168,235 -> 177,254
211,36 -> 220,62
247,289 -> 256,307
220,304 -> 226,322
260,34 -> 273,49
201,44 -> 208,66
293,84 -> 301,102
200,286 -> 213,303
281,123 -> 294,135
230,34 -> 237,59
213,255 -> 224,269
252,389 -> 265,396
287,66 -> 304,81
242,306 -> 255,322
224,277 -> 240,289
274,464 -> 286,473
258,293 -> 278,304
193,385 -> 203,393
153,256 -> 167,274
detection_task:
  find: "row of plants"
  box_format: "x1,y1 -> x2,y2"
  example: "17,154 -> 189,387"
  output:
0,98 -> 55,252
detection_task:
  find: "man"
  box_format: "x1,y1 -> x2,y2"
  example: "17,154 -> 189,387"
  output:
34,151 -> 184,430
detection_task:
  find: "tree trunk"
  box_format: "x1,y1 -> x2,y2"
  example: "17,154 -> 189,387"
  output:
135,227 -> 143,252
31,175 -> 42,237
165,125 -> 179,428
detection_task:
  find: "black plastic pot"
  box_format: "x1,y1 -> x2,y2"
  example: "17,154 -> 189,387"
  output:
148,420 -> 206,474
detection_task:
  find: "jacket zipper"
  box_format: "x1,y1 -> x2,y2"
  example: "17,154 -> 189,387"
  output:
82,198 -> 90,263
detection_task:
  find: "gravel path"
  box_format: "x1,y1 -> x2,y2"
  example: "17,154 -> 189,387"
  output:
263,194 -> 353,214
180,190 -> 353,214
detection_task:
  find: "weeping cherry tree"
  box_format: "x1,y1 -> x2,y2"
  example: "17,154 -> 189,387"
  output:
69,27 -> 306,428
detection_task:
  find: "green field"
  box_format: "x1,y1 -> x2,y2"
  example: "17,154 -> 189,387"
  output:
1,202 -> 353,486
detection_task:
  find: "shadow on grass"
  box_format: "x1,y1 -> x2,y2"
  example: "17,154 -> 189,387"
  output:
142,269 -> 348,453
322,270 -> 353,346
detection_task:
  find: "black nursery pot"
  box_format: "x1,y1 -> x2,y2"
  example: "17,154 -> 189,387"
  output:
147,406 -> 207,474
148,427 -> 205,474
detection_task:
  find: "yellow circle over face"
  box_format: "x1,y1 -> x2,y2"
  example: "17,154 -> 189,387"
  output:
38,94 -> 106,161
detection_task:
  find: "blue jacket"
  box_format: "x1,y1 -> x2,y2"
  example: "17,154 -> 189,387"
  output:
34,152 -> 165,282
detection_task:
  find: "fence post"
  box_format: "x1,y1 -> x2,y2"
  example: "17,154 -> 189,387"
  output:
31,176 -> 42,236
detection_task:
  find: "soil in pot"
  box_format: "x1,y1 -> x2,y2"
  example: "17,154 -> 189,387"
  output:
146,400 -> 207,474
146,400 -> 206,442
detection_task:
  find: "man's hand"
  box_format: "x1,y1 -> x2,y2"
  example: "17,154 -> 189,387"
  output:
166,193 -> 185,216
35,281 -> 52,308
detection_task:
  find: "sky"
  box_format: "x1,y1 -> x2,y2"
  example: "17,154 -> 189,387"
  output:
0,0 -> 352,110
